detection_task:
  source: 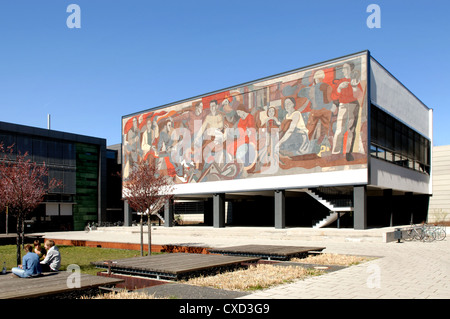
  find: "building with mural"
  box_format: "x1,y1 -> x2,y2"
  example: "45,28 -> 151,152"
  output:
122,51 -> 432,229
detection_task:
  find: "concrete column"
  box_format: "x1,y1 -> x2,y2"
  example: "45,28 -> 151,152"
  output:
354,186 -> 367,230
213,193 -> 225,228
274,190 -> 285,229
124,200 -> 132,226
164,198 -> 174,227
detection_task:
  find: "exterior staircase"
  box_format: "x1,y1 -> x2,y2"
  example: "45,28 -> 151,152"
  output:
305,188 -> 353,228
155,211 -> 165,223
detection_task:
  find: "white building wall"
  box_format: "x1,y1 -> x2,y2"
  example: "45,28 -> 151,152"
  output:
173,168 -> 368,195
428,145 -> 450,223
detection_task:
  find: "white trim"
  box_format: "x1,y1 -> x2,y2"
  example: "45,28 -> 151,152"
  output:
172,168 -> 368,195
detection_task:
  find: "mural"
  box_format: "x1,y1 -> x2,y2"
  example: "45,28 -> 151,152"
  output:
122,55 -> 368,184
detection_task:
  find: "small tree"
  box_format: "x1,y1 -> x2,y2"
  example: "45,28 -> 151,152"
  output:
0,143 -> 61,265
122,158 -> 173,256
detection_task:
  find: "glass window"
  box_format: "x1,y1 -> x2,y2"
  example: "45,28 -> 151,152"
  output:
0,134 -> 16,160
385,116 -> 393,150
377,111 -> 386,146
370,144 -> 378,157
48,141 -> 64,165
62,142 -> 76,167
17,135 -> 32,157
32,139 -> 48,164
370,104 -> 430,174
370,107 -> 378,145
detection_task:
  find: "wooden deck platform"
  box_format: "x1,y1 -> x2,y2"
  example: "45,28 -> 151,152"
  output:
208,245 -> 326,260
0,272 -> 124,299
92,253 -> 259,280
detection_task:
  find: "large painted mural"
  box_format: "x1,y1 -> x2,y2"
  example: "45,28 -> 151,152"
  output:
122,54 -> 368,186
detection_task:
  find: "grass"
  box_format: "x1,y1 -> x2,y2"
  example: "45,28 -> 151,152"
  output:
290,253 -> 373,266
0,244 -> 143,275
182,264 -> 324,291
80,291 -> 162,299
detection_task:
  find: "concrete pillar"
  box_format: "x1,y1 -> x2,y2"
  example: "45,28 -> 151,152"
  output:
164,198 -> 174,227
354,186 -> 367,230
124,200 -> 132,226
274,190 -> 285,229
213,193 -> 225,228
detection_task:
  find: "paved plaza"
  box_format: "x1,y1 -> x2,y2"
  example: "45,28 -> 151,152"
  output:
34,226 -> 450,299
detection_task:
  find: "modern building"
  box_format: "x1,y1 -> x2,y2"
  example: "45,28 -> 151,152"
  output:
0,121 -> 107,232
106,143 -> 124,223
121,50 -> 432,229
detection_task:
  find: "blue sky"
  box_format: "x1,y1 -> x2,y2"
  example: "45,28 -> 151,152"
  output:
1,0 -> 449,146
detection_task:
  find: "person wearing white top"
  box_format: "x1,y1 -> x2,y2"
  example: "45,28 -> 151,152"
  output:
40,239 -> 61,272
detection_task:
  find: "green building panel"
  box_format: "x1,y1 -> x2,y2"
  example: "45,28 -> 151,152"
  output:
73,143 -> 99,230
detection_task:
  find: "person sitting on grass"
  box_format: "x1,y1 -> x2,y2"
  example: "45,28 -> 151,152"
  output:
12,244 -> 42,278
40,240 -> 61,272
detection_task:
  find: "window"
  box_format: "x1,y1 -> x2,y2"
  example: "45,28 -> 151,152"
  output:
370,105 -> 430,174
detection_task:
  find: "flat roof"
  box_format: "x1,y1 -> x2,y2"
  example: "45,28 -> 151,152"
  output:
0,120 -> 106,146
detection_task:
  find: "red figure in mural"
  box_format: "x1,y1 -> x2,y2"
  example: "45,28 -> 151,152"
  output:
331,62 -> 364,161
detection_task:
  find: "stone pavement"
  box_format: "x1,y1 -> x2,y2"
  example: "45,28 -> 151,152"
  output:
33,225 -> 450,299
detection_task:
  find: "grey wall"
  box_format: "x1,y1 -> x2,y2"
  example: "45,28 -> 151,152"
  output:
370,57 -> 432,140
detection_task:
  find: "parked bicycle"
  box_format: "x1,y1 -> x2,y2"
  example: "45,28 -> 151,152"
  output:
84,222 -> 97,232
428,224 -> 446,241
404,222 -> 446,242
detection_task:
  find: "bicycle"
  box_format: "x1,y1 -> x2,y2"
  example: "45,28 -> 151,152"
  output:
421,224 -> 436,242
404,223 -> 436,242
428,224 -> 446,241
84,222 -> 97,232
404,224 -> 423,241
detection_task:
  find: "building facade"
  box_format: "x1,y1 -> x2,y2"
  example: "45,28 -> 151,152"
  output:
122,51 -> 432,229
0,121 -> 107,232
428,145 -> 450,223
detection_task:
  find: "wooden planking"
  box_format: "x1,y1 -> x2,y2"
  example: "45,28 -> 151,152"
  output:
208,245 -> 326,260
0,272 -> 123,299
92,253 -> 259,278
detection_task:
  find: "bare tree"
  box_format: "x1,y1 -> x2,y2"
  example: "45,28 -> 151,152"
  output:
0,143 -> 61,265
122,158 -> 173,256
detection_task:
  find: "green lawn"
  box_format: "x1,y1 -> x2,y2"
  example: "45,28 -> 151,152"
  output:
0,245 -> 146,276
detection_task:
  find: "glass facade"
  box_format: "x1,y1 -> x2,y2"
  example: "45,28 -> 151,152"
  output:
370,105 -> 430,174
0,132 -> 77,194
0,126 -> 105,232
